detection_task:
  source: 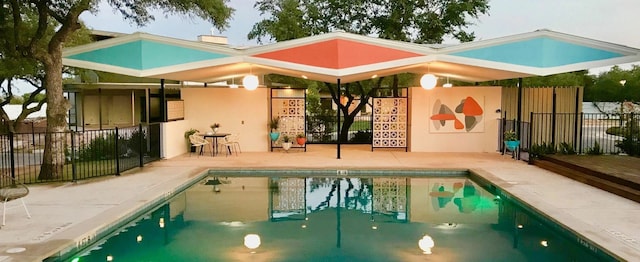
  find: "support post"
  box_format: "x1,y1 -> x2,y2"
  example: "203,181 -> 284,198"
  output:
337,79 -> 341,159
160,79 -> 166,122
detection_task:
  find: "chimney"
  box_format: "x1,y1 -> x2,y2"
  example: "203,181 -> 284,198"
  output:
198,35 -> 228,45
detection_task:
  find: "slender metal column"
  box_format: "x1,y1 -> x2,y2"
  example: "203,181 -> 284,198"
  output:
337,79 -> 341,159
160,79 -> 166,122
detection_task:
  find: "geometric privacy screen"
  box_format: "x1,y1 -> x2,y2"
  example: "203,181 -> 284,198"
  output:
372,97 -> 408,149
270,88 -> 306,151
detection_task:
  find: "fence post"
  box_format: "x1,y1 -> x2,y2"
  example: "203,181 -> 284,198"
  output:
31,122 -> 35,146
528,112 -> 534,164
9,131 -> 15,179
631,112 -> 637,154
71,131 -> 77,181
578,112 -> 584,154
139,124 -> 144,167
115,127 -> 120,176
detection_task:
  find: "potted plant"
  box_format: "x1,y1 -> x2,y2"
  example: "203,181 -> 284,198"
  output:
282,134 -> 292,151
503,130 -> 520,151
269,117 -> 280,141
296,133 -> 306,146
210,123 -> 220,133
184,128 -> 199,151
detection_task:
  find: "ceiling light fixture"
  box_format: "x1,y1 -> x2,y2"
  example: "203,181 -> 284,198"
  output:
420,64 -> 437,90
229,77 -> 238,89
243,65 -> 259,91
443,76 -> 453,88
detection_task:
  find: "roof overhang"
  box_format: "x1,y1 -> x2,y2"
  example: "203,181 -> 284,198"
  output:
63,29 -> 640,85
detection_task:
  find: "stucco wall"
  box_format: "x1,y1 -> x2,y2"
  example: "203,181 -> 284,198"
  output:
161,119 -> 191,158
409,86 -> 502,153
181,88 -> 269,152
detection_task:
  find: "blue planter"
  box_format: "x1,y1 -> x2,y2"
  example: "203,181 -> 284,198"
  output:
270,132 -> 280,141
505,140 -> 520,151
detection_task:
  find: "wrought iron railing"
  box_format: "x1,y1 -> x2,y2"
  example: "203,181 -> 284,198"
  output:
505,113 -> 639,157
306,115 -> 372,144
0,123 -> 161,184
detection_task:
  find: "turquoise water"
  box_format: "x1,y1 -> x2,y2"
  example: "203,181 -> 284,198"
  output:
49,173 -> 616,262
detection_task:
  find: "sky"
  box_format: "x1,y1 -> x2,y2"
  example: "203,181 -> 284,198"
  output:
12,0 -> 640,94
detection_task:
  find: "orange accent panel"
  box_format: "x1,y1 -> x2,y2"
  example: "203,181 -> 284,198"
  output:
454,119 -> 464,129
462,97 -> 484,116
254,39 -> 421,69
430,114 -> 457,121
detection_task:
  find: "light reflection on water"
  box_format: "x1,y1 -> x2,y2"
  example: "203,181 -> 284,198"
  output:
56,176 -> 613,262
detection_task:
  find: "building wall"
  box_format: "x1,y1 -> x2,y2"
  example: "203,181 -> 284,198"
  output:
181,88 -> 269,152
409,86 -> 502,153
161,119 -> 191,158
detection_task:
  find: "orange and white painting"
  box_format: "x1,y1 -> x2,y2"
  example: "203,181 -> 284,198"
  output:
429,96 -> 484,133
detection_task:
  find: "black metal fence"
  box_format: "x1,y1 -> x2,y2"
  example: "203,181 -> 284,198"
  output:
505,113 -> 640,157
0,123 -> 161,184
306,115 -> 372,144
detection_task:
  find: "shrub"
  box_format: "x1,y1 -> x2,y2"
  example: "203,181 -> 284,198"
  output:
529,142 -> 557,159
586,141 -> 603,155
350,130 -> 372,143
558,142 -> 576,155
77,133 -> 117,161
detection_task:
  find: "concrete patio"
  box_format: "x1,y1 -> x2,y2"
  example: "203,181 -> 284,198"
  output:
1,145 -> 639,261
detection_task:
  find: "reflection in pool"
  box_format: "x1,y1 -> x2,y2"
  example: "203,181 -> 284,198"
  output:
53,175 -> 615,262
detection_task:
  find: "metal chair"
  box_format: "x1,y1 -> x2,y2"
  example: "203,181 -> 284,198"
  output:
188,134 -> 209,156
1,175 -> 31,227
225,133 -> 242,154
217,136 -> 238,156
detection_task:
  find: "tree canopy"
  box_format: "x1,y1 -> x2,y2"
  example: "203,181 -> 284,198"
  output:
1,0 -> 234,179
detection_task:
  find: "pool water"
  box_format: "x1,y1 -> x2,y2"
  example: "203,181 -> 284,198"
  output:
50,173 -> 616,262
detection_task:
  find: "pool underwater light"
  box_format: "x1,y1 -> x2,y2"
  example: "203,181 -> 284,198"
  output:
418,235 -> 435,254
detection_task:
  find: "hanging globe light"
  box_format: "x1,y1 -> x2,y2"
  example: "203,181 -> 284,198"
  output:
420,74 -> 437,90
243,74 -> 259,90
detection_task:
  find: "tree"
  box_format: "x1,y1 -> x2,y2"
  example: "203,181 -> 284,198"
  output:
3,0 -> 233,180
250,0 -> 490,142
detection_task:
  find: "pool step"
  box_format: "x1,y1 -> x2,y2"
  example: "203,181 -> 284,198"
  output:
534,158 -> 640,203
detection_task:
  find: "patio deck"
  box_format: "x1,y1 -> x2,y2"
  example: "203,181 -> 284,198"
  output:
1,145 -> 639,261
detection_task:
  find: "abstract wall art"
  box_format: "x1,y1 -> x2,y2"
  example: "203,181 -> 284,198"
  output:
430,96 -> 484,133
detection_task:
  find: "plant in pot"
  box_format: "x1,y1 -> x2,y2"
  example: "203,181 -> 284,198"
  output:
503,130 -> 520,151
269,117 -> 280,141
184,128 -> 199,152
296,133 -> 306,146
282,135 -> 292,151
210,123 -> 220,134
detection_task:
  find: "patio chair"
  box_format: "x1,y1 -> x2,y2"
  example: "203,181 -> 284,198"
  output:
1,175 -> 31,227
188,134 -> 209,156
225,133 -> 242,154
217,136 -> 238,157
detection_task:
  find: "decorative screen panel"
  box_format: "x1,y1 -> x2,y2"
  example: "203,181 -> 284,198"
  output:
372,98 -> 407,148
372,178 -> 407,221
271,178 -> 306,220
276,99 -> 305,142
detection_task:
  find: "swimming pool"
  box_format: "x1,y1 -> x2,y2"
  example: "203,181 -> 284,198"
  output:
46,170 -> 618,261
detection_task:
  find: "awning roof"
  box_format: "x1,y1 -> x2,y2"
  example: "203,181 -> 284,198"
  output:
62,29 -> 640,84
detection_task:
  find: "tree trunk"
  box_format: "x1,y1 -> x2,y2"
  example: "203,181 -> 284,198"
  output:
339,115 -> 354,143
38,53 -> 70,180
